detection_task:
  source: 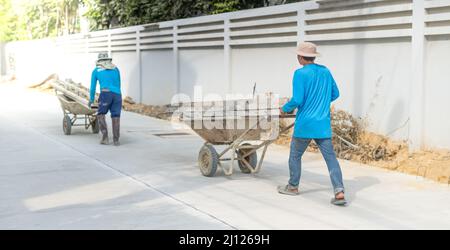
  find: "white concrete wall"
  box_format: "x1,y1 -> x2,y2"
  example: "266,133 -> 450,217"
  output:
0,43 -> 5,76
3,0 -> 450,150
58,52 -> 97,87
318,39 -> 413,141
112,51 -> 140,101
231,45 -> 298,98
5,39 -> 57,85
179,48 -> 227,98
141,50 -> 176,105
424,37 -> 450,149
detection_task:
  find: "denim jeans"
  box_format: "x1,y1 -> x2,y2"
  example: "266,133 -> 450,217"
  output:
98,91 -> 122,118
289,138 -> 345,195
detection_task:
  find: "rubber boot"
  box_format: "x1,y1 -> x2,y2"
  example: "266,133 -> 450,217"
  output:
112,117 -> 120,146
97,115 -> 109,145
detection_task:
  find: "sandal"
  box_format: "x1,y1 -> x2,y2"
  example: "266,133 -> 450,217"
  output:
277,185 -> 300,196
331,197 -> 347,206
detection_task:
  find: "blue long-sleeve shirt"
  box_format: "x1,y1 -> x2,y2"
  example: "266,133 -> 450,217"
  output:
90,67 -> 122,102
282,64 -> 340,139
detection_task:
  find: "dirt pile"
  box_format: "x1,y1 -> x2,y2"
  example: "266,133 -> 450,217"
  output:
0,75 -> 16,84
277,110 -> 450,184
28,74 -> 58,93
122,97 -> 173,120
374,149 -> 450,184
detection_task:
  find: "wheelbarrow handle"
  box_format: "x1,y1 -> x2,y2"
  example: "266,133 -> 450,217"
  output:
280,123 -> 295,134
279,114 -> 297,119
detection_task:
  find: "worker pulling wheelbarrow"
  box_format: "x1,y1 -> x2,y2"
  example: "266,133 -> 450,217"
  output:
51,79 -> 99,135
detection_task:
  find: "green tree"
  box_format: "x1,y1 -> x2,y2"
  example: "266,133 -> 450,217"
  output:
84,0 -> 307,31
0,0 -> 84,41
0,0 -> 22,41
1,0 -> 308,41
23,0 -> 83,38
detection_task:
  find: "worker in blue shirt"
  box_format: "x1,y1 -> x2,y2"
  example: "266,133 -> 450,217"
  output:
90,52 -> 122,146
278,42 -> 346,206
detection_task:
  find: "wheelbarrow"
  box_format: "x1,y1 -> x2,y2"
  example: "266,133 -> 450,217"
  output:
179,100 -> 295,177
51,80 -> 99,135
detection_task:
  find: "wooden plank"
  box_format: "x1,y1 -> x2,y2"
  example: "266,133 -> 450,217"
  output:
110,39 -> 136,46
230,36 -> 297,45
110,46 -> 138,52
305,16 -> 412,31
110,40 -> 136,46
230,27 -> 297,37
88,47 -> 109,53
88,43 -> 109,48
229,16 -> 297,29
140,30 -> 174,38
140,44 -> 173,50
305,29 -> 411,41
425,26 -> 450,35
305,4 -> 413,21
177,24 -> 224,34
140,36 -> 173,44
88,36 -> 109,43
425,12 -> 450,22
178,32 -> 224,41
312,0 -> 390,10
177,41 -> 224,48
425,0 -> 450,9
110,33 -> 138,41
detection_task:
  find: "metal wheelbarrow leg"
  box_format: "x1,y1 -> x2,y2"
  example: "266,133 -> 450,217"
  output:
54,84 -> 99,136
195,116 -> 295,177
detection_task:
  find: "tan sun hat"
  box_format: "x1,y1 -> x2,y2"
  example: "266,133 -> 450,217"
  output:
296,42 -> 320,57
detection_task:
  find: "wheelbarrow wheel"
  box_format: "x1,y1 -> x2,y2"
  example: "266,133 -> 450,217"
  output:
63,115 -> 72,135
91,118 -> 99,134
198,144 -> 219,177
237,144 -> 258,174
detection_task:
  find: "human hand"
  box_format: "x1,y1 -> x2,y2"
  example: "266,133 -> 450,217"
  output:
331,105 -> 336,114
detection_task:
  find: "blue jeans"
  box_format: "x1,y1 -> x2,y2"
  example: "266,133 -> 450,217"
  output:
289,138 -> 345,195
98,91 -> 122,118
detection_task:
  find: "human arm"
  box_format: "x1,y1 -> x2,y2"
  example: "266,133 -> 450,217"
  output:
282,71 -> 305,113
117,68 -> 121,90
331,75 -> 340,102
90,69 -> 97,105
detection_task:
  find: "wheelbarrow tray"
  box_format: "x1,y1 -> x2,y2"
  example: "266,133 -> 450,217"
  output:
179,99 -> 281,144
184,117 -> 270,145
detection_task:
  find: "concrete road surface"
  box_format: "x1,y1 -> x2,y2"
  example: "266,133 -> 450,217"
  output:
0,83 -> 449,229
